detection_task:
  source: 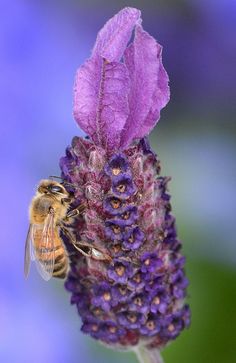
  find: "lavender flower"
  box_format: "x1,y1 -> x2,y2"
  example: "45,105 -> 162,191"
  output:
60,7 -> 190,363
123,227 -> 144,251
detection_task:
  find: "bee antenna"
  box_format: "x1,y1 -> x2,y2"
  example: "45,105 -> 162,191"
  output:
49,175 -> 63,180
49,175 -> 76,188
64,181 -> 76,188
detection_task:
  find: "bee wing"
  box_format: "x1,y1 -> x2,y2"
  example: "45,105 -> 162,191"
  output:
24,224 -> 34,278
33,211 -> 56,281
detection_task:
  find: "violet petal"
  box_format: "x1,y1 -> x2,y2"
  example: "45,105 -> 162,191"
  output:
120,25 -> 170,148
73,56 -> 130,151
92,7 -> 141,62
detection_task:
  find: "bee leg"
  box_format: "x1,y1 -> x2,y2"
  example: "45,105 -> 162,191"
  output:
74,241 -> 111,262
65,209 -> 79,219
65,204 -> 86,220
60,224 -> 111,262
59,225 -> 92,257
59,225 -> 77,245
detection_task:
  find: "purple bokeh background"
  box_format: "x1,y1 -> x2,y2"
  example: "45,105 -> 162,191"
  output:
1,1 -> 236,362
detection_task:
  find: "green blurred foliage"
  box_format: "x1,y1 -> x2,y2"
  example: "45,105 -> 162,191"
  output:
163,258 -> 236,363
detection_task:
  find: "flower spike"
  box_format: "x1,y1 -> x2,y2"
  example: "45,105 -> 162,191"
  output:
60,7 -> 190,363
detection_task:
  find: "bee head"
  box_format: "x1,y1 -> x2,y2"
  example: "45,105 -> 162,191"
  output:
38,180 -> 68,197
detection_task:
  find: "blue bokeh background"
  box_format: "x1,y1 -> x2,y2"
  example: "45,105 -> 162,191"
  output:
1,1 -> 236,362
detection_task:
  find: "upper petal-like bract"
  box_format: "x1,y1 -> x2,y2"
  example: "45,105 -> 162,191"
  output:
73,7 -> 169,153
121,25 -> 170,147
73,57 -> 130,151
92,7 -> 141,62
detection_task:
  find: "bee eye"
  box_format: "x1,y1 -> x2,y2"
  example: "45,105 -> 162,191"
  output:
49,185 -> 64,193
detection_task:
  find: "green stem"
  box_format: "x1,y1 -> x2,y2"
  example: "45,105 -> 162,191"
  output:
134,345 -> 164,363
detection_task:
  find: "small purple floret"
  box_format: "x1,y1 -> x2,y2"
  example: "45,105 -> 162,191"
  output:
104,153 -> 130,176
111,284 -> 135,304
91,282 -> 113,312
112,174 -> 136,199
160,307 -> 189,340
118,311 -> 146,330
150,287 -> 170,314
140,314 -> 161,337
141,252 -> 163,273
81,317 -> 102,340
105,220 -> 123,240
113,205 -> 138,226
123,226 -> 144,250
107,260 -> 134,284
100,321 -> 126,344
129,293 -> 150,314
103,196 -> 124,215
128,271 -> 147,291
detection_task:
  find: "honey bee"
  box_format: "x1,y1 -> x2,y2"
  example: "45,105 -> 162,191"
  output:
24,179 -> 73,281
24,179 -> 111,281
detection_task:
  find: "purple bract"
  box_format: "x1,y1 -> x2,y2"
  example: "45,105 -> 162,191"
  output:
73,7 -> 169,153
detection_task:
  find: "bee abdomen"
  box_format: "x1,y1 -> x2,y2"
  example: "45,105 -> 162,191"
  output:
52,250 -> 68,279
36,245 -> 61,254
35,245 -> 68,279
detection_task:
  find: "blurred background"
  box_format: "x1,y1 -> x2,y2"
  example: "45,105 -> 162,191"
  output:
0,0 -> 236,362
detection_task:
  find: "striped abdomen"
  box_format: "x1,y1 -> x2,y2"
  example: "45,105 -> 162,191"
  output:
34,228 -> 69,279
52,238 -> 69,279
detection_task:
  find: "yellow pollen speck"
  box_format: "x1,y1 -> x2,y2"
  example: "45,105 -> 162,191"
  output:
116,184 -> 126,193
122,211 -> 130,220
112,225 -> 121,234
115,265 -> 125,276
113,244 -> 121,253
134,297 -> 142,306
133,274 -> 141,283
128,313 -> 137,323
91,324 -> 98,332
111,199 -> 121,209
128,234 -> 134,243
168,324 -> 175,332
112,167 -> 121,176
103,292 -> 111,301
153,296 -> 160,305
147,321 -> 155,330
109,326 -> 117,333
93,308 -> 101,316
119,286 -> 126,295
